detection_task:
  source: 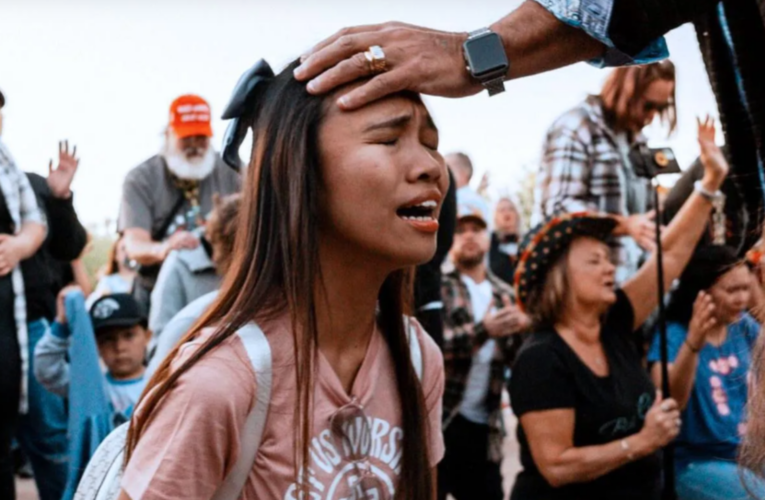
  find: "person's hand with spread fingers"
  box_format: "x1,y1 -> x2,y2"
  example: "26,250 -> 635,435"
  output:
294,2 -> 605,109
47,140 -> 80,200
294,0 -> 721,110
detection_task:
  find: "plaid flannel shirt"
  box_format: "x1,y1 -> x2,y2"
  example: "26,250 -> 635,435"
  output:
0,140 -> 46,413
441,269 -> 525,463
531,95 -> 653,283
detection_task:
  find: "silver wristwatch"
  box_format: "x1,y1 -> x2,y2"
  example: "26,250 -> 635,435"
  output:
463,28 -> 510,96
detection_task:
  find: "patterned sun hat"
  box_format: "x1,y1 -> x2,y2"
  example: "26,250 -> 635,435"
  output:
514,212 -> 617,311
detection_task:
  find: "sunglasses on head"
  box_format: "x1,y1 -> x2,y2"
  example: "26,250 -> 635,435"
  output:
643,99 -> 672,114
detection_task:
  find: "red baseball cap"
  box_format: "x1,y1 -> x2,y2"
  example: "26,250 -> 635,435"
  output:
169,95 -> 213,139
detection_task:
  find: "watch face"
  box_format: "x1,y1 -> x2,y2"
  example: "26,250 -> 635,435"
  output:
465,33 -> 509,77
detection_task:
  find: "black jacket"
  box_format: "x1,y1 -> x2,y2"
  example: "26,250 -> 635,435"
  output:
489,232 -> 519,286
414,169 -> 457,309
20,173 -> 88,321
607,0 -> 722,57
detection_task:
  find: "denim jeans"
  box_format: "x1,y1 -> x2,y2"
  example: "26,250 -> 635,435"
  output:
676,460 -> 765,500
16,319 -> 68,500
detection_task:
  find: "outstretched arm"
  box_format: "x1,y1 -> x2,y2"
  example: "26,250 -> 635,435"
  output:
295,2 -> 605,109
294,0 -> 722,110
623,117 -> 728,329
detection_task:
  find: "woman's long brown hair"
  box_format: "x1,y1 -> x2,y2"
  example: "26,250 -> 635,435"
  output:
125,61 -> 434,499
103,238 -> 121,276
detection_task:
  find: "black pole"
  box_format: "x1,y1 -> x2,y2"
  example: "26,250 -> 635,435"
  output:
653,180 -> 676,500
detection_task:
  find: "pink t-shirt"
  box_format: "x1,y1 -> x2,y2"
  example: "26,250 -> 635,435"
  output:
122,315 -> 445,500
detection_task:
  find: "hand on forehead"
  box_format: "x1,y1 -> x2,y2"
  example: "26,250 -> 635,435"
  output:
323,82 -> 435,132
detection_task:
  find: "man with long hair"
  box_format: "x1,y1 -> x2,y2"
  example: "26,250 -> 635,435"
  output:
532,61 -> 677,282
297,1 -> 765,248
118,95 -> 240,308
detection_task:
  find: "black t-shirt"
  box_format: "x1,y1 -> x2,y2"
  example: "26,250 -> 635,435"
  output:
509,290 -> 661,500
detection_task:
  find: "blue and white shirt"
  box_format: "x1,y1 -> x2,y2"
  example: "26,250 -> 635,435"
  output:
533,0 -> 669,67
648,314 -> 761,466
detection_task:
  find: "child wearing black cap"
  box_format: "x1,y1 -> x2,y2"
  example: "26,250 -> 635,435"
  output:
34,290 -> 151,421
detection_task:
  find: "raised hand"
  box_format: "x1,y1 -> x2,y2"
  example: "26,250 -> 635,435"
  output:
697,116 -> 728,192
477,172 -> 490,196
687,291 -> 717,351
47,140 -> 79,199
55,285 -> 83,326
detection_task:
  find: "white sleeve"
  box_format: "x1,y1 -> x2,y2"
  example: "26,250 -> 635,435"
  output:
33,325 -> 72,398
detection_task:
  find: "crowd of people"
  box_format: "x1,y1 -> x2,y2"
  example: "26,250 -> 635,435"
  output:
3,1 -> 765,500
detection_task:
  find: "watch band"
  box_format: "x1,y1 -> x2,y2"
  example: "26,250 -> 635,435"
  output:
485,76 -> 505,96
693,180 -> 724,203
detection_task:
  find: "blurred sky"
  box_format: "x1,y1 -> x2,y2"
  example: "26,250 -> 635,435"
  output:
0,0 -> 718,228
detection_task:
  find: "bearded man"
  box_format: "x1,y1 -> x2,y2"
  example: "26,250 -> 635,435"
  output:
118,95 -> 240,308
439,205 -> 528,500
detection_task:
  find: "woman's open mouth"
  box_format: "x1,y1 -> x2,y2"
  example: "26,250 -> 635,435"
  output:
397,200 -> 439,233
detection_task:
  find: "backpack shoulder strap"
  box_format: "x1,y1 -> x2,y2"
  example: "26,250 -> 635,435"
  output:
75,322 -> 273,500
211,323 -> 272,500
405,316 -> 424,382
73,421 -> 129,500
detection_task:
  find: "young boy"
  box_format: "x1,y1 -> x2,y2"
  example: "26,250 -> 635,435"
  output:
34,289 -> 151,422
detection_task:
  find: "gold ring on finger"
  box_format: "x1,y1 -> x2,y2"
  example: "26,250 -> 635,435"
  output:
364,45 -> 387,73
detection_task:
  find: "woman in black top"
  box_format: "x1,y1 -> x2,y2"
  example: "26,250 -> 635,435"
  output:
509,117 -> 729,500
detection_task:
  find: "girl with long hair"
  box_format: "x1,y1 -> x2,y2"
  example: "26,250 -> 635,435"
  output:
649,245 -> 765,499
116,60 -> 447,500
87,237 -> 135,308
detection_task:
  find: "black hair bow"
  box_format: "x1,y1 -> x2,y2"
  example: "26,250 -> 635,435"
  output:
220,59 -> 275,171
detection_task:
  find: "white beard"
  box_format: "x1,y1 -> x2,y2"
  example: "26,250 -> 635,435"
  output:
163,144 -> 216,181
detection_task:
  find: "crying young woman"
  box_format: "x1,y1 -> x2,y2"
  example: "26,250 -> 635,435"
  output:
117,59 -> 448,500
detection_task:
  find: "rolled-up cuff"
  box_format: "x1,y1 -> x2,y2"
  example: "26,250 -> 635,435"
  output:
532,0 -> 670,67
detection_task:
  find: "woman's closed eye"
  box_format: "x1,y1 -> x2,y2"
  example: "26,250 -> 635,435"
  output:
421,140 -> 438,151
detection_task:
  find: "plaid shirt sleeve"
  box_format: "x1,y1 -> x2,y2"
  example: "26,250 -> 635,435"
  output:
536,117 -> 598,218
0,142 -> 46,228
441,275 -> 490,362
490,276 -> 527,367
531,0 -> 669,67
16,169 -> 45,227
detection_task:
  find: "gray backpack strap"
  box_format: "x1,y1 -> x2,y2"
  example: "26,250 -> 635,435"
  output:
73,422 -> 129,500
211,323 -> 272,500
405,316 -> 424,381
75,321 -> 272,500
